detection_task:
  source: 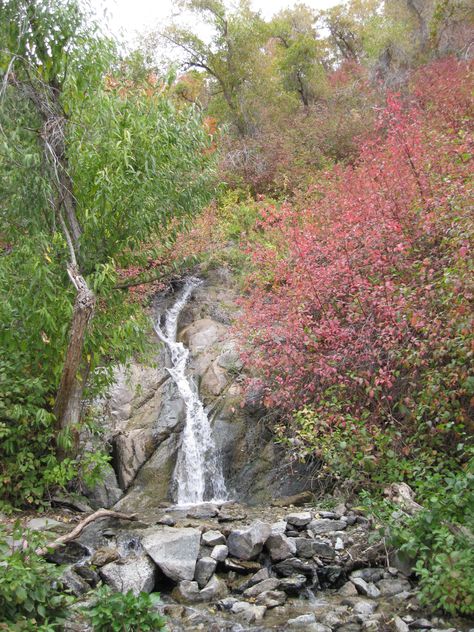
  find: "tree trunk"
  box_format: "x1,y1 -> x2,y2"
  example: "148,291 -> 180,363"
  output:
53,266 -> 95,456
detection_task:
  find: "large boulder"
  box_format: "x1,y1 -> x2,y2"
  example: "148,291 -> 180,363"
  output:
227,520 -> 272,560
141,527 -> 201,582
99,553 -> 156,595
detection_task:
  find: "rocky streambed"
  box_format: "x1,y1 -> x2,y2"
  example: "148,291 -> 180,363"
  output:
34,500 -> 470,632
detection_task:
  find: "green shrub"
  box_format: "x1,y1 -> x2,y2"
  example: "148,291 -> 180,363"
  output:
0,524 -> 71,630
86,587 -> 167,632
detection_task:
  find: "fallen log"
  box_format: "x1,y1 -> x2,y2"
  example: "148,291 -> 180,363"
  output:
35,508 -> 137,556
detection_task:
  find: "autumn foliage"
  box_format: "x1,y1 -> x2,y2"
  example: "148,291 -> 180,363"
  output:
237,58 -> 473,461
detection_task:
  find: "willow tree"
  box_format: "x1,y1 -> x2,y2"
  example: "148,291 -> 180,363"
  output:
0,0 -> 215,505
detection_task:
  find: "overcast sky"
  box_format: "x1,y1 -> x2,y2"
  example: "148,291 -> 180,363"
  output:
90,0 -> 342,45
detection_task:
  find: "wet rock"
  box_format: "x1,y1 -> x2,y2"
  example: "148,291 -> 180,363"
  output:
211,544 -> 228,561
200,574 -> 228,601
339,625 -> 362,632
410,620 -> 433,629
142,526 -> 201,582
224,558 -> 261,573
195,557 -> 217,588
236,568 -> 270,593
322,606 -> 349,627
271,491 -> 314,507
273,557 -> 317,580
351,577 -> 381,598
217,504 -> 248,522
172,580 -> 201,603
339,581 -> 359,597
27,517 -> 64,531
202,530 -> 226,546
227,520 -> 271,560
377,578 -> 411,596
256,589 -> 286,608
73,565 -> 100,587
231,601 -> 266,623
395,617 -> 410,632
46,541 -> 89,565
350,600 -> 379,616
243,578 -> 280,598
265,533 -> 297,561
90,547 -> 120,567
62,568 -> 91,596
99,553 -> 155,595
279,574 -> 307,595
308,519 -> 347,534
157,514 -> 176,526
286,512 -> 312,528
287,614 -> 316,627
217,597 -> 239,611
351,568 -> 384,583
317,565 -> 346,588
293,537 -> 335,560
186,503 -> 219,519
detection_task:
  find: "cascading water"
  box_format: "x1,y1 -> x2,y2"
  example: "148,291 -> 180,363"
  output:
154,277 -> 228,505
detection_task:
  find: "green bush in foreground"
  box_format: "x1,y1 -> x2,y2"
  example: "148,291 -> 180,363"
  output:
87,587 -> 167,632
0,525 -> 71,631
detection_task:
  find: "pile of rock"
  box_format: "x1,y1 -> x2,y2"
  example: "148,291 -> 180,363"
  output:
55,504 -> 446,631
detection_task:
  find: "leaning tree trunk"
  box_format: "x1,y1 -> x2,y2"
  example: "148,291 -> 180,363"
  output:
53,266 -> 95,457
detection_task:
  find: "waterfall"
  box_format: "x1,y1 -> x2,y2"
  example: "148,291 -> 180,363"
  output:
154,277 -> 228,505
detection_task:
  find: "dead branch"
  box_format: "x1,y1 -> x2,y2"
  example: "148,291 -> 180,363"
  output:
35,509 -> 137,556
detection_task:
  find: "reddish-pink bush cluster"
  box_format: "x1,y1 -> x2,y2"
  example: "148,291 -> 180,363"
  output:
237,58 -> 473,451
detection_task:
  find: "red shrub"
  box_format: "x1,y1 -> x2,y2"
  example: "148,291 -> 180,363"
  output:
237,58 -> 473,453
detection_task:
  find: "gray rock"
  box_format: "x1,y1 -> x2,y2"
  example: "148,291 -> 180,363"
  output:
231,601 -> 266,623
243,578 -> 280,598
271,520 -> 287,535
377,578 -> 411,596
279,574 -> 307,595
99,553 -> 156,595
351,600 -> 378,616
287,614 -> 316,627
339,625 -> 362,632
202,530 -> 226,546
335,537 -> 345,550
157,514 -> 175,526
351,568 -> 384,583
236,568 -> 270,593
339,581 -> 359,597
395,617 -> 410,632
186,503 -> 219,519
308,519 -> 347,534
142,526 -> 201,582
62,568 -> 91,596
410,620 -> 433,629
286,512 -> 312,527
211,544 -> 229,561
91,547 -> 120,567
362,621 -> 380,632
195,557 -> 217,589
351,577 -> 381,598
27,517 -> 64,531
85,463 -> 123,509
73,564 -> 100,587
265,533 -> 297,561
317,565 -> 345,588
293,537 -> 335,559
114,428 -> 156,490
217,597 -> 239,611
256,589 -> 286,608
319,511 -> 341,519
227,520 -> 271,560
199,574 -> 228,601
172,580 -> 201,603
274,557 -> 317,580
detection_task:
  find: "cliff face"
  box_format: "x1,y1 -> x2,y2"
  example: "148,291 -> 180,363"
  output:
86,267 -> 315,518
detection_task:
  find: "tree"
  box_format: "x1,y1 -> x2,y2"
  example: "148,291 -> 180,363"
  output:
149,0 -> 267,135
0,0 -> 215,504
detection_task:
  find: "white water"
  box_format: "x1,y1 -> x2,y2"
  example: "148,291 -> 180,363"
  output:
154,278 -> 228,505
